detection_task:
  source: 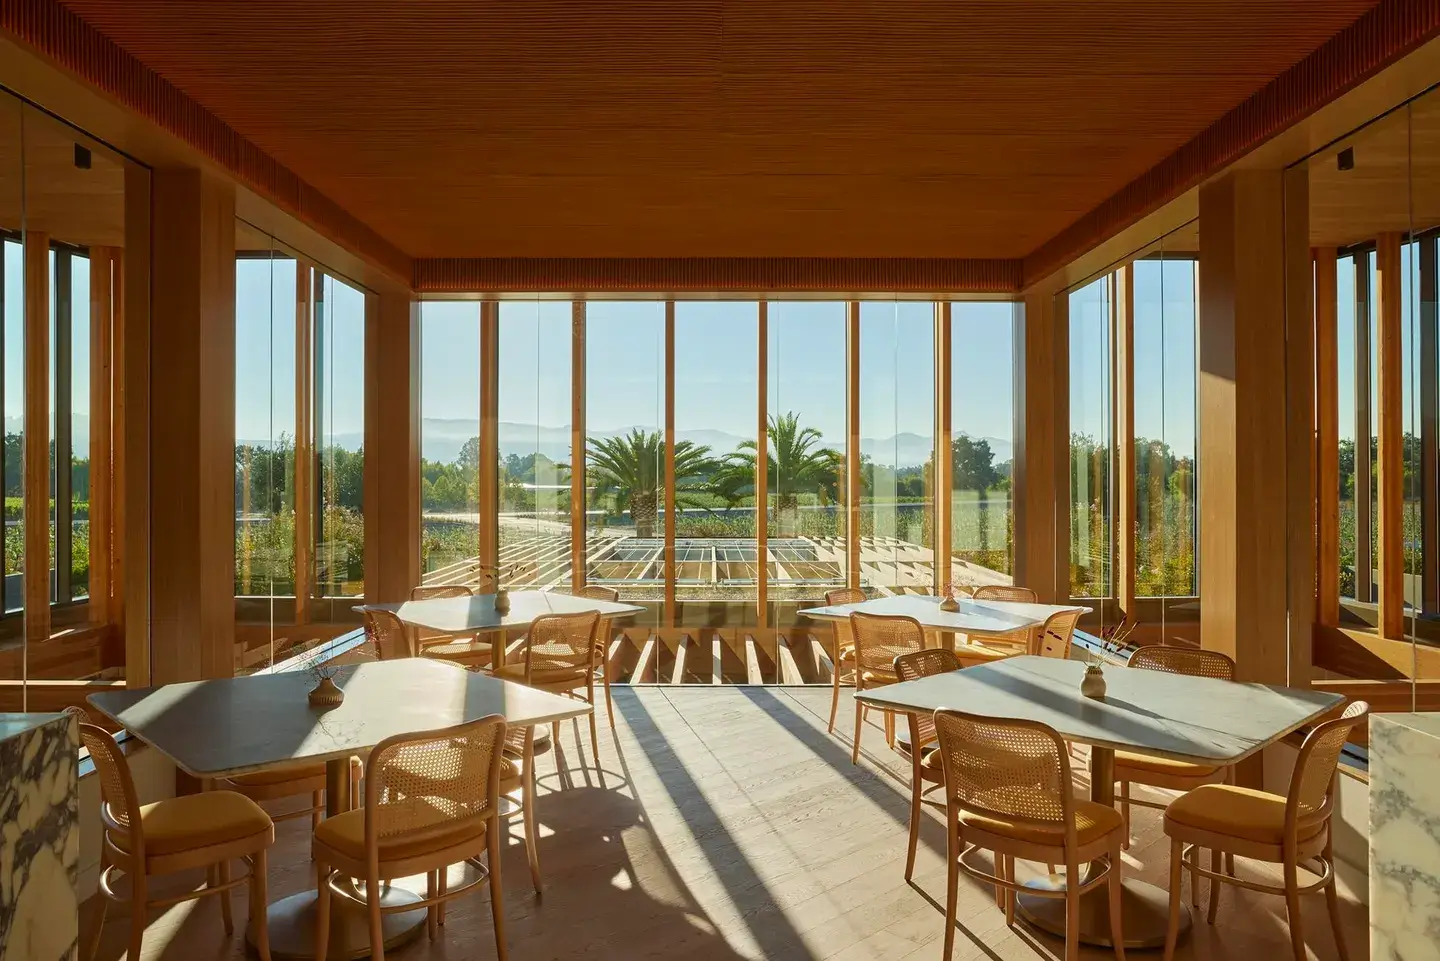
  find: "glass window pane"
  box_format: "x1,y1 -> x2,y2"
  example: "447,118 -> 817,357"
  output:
420,301 -> 481,585
314,272 -> 365,606
950,303 -> 1013,586
1069,277 -> 1112,599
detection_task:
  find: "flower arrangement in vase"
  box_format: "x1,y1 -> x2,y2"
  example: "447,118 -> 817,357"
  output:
939,582 -> 961,613
476,562 -> 526,615
279,640 -> 346,708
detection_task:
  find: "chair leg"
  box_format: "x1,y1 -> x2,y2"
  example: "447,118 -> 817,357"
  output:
1189,849 -> 1201,909
588,706 -> 600,768
437,866 -> 449,926
217,859 -> 234,935
943,822 -> 960,961
488,823 -> 509,961
1063,857 -> 1080,961
851,701 -> 864,765
426,871 -> 437,940
1323,839 -> 1350,961
127,869 -> 147,961
904,768 -> 922,882
251,850 -> 272,961
1208,848 -> 1222,924
313,863 -> 332,961
1284,858 -> 1307,961
603,675 -> 616,736
1106,844 -> 1126,961
523,760 -> 543,895
1163,839 -> 1183,961
883,709 -> 895,748
367,868 -> 387,961
828,652 -> 843,734
88,853 -> 110,961
1120,780 -> 1131,850
312,790 -> 323,830
551,720 -> 562,767
1004,856 -> 1017,927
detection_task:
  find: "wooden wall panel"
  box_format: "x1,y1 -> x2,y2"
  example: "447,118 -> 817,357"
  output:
120,167 -> 147,685
87,246 -> 114,629
1013,292 -> 1066,603
1284,165 -> 1315,685
364,290 -> 421,603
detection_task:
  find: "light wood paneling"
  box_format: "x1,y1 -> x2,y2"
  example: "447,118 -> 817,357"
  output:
365,290 -> 421,604
1198,170 -> 1290,685
23,230 -> 49,651
1014,292 -> 1065,603
148,169 -> 235,684
87,246 -> 114,629
1113,266 -> 1136,617
120,168 -> 147,685
1376,231 -> 1406,640
1315,247 -> 1342,628
1284,165 -> 1315,685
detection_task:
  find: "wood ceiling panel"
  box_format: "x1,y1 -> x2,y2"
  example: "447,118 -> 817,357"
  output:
55,0 -> 1381,261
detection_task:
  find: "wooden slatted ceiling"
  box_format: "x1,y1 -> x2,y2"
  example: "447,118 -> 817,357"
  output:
55,0 -> 1381,265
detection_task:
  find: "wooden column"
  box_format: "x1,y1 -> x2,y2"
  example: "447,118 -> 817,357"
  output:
478,302 -> 499,588
845,302 -> 861,590
934,303 -> 952,591
1354,258 -> 1373,605
148,168 -> 235,683
1315,247 -> 1341,627
1014,291 -> 1067,603
663,301 -> 676,626
88,247 -> 116,629
1422,235 -> 1440,614
364,289 -> 421,603
23,231 -> 49,651
1376,231 -> 1405,640
1197,170 -> 1290,684
293,262 -> 313,620
1113,266 -> 1136,617
756,302 -> 768,627
121,166 -> 149,685
570,302 -> 586,593
1283,165 -> 1315,685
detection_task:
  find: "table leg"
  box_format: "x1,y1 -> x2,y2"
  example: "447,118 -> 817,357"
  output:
1015,746 -> 1193,948
248,757 -> 428,960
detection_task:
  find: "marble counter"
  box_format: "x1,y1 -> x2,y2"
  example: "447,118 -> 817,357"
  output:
1371,713 -> 1440,961
0,713 -> 79,961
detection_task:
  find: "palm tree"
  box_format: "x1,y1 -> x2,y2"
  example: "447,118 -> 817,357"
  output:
587,429 -> 716,538
713,412 -> 842,536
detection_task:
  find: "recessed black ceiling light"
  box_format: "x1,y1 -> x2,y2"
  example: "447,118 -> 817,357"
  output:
1337,147 -> 1355,171
73,144 -> 91,170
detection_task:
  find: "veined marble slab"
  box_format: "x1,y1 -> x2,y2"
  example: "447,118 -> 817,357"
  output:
0,712 -> 78,961
1371,712 -> 1440,961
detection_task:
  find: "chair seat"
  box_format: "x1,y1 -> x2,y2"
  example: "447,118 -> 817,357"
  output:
314,801 -> 489,863
960,800 -> 1123,847
113,791 -> 272,857
1114,751 -> 1222,779
860,669 -> 899,685
493,664 -> 591,687
422,639 -> 493,658
1165,784 -> 1324,845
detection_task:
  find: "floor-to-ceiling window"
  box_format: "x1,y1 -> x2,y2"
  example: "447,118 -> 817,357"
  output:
950,302 -> 1015,587
418,301 -> 481,585
1068,277 -> 1113,601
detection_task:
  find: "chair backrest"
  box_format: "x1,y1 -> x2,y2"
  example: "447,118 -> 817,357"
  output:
410,584 -> 473,601
524,611 -> 600,680
826,587 -> 865,648
365,608 -> 414,661
577,585 -> 620,656
1286,701 -> 1369,833
1128,645 -> 1235,680
894,649 -> 960,751
972,585 -> 1038,605
78,722 -> 142,849
933,709 -> 1073,836
365,715 -> 506,851
1031,609 -> 1081,659
850,611 -> 926,674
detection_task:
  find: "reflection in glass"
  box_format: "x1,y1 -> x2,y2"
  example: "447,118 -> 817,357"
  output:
1069,277 -> 1112,598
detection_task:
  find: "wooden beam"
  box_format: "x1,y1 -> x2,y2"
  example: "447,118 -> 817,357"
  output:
1284,164 -> 1315,686
1114,265 -> 1136,618
293,261 -> 313,622
88,247 -> 115,629
664,301 -> 676,625
634,634 -> 659,683
744,634 -> 764,684
935,302 -> 952,592
1422,235 -> 1440,615
671,634 -> 690,684
712,636 -> 724,684
1015,292 -> 1065,602
120,168 -> 149,685
24,230 -> 50,654
776,633 -> 804,684
807,633 -> 835,684
1376,232 -> 1405,640
1353,256 -> 1373,605
756,302 -> 768,628
365,289 -> 422,603
845,302 -> 861,590
478,302 -> 499,587
571,302 -> 586,593
1314,246 -> 1341,628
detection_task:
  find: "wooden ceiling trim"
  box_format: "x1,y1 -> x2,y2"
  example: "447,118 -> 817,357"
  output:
413,257 -> 1023,295
0,0 -> 411,279
1025,0 -> 1440,286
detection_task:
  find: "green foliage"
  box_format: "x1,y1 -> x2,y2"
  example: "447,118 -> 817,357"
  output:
588,428 -> 717,538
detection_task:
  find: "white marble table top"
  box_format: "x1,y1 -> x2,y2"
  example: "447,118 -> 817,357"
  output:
87,659 -> 591,779
856,655 -> 1343,764
359,589 -> 645,633
800,593 -> 1087,635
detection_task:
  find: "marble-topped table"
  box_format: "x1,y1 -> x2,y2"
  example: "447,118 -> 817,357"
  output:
360,590 -> 645,668
90,659 -> 590,960
1370,712 -> 1440,961
800,593 -> 1087,658
857,655 -> 1343,948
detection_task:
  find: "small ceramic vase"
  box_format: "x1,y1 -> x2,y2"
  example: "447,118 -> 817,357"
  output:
1080,663 -> 1107,699
939,595 -> 961,613
494,588 -> 511,616
308,675 -> 345,708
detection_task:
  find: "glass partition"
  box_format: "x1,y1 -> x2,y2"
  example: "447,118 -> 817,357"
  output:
419,301 -> 481,585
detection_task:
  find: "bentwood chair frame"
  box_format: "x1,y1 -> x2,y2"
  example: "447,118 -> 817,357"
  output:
848,611 -> 926,764
314,715 -> 509,961
969,584 -> 1041,653
365,607 -> 415,660
1162,701 -> 1369,961
499,611 -> 603,761
410,584 -> 495,665
81,722 -> 276,961
893,649 -> 961,881
825,587 -> 866,734
1031,608 -> 1083,659
577,584 -> 622,735
934,710 -> 1126,961
1116,646 -> 1237,845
